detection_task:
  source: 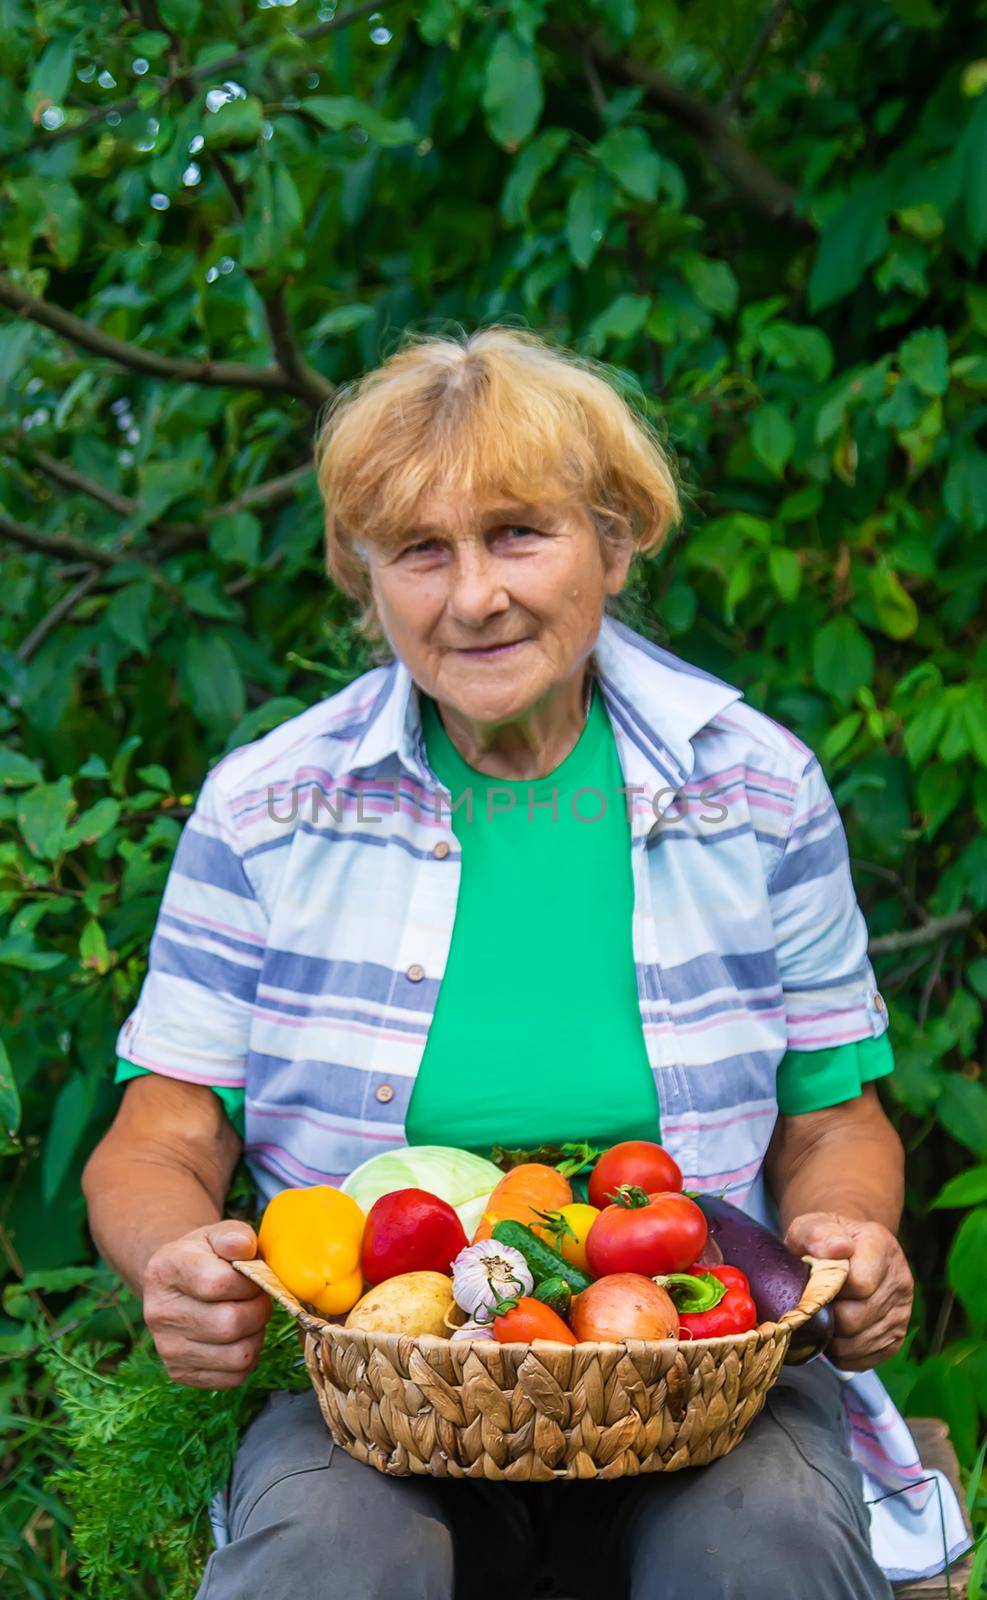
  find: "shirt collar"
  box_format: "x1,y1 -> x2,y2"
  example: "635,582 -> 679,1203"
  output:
344,613 -> 745,817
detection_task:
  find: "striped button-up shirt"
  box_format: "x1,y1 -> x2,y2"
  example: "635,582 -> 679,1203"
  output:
116,611 -> 968,1584
117,610 -> 889,1217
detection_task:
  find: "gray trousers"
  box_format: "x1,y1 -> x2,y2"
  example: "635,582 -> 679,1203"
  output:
196,1359 -> 893,1600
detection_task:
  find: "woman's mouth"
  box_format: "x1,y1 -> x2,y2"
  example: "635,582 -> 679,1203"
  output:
454,640 -> 527,659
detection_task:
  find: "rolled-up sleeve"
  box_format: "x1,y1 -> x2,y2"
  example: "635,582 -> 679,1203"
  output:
114,765 -> 267,1088
767,754 -> 889,1051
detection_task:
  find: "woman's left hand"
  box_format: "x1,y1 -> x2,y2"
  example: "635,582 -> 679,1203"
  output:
783,1211 -> 914,1371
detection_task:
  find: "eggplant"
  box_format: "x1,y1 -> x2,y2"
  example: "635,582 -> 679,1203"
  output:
694,1194 -> 834,1364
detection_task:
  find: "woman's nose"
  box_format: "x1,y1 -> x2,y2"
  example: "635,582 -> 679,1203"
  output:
446,550 -> 509,623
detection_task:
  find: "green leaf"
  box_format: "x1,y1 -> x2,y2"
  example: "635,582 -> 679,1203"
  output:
105,583 -> 153,656
15,777 -> 75,860
936,1075 -> 987,1158
180,636 -> 245,736
932,1166 -> 987,1208
303,96 -> 417,147
907,1354 -> 978,1465
25,36 -> 74,114
0,1034 -> 20,1138
202,95 -> 264,151
157,0 -> 201,28
585,293 -> 650,350
808,184 -> 890,312
899,326 -> 950,396
767,546 -> 802,601
208,511 -> 261,567
242,161 -> 303,273
594,126 -> 662,201
42,1072 -> 100,1203
62,798 -> 122,850
751,405 -> 795,477
760,322 -> 834,382
181,573 -> 241,621
953,91 -> 987,245
501,128 -> 569,224
813,616 -> 875,703
682,257 -> 739,319
222,697 -> 308,754
566,166 -> 614,269
948,1207 -> 987,1328
917,762 -> 965,838
903,695 -> 948,766
309,305 -> 376,340
868,561 -> 919,639
944,446 -> 987,530
0,936 -> 67,971
482,32 -> 543,150
0,749 -> 43,787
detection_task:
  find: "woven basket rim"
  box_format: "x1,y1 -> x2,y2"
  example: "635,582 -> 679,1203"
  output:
233,1252 -> 849,1353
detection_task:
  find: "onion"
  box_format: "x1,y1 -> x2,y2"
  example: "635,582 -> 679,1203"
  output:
569,1272 -> 678,1342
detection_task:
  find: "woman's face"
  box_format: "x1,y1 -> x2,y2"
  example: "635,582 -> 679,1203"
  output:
363,491 -> 632,724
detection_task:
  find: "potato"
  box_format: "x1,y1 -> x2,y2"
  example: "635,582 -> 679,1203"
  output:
344,1271 -> 466,1336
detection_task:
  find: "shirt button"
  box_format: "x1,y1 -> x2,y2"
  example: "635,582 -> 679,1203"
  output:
375,1084 -> 394,1104
432,840 -> 450,859
873,991 -> 886,1012
406,963 -> 425,982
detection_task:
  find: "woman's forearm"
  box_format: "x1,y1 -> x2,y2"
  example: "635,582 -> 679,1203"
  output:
82,1076 -> 242,1298
766,1087 -> 905,1237
83,1152 -> 224,1297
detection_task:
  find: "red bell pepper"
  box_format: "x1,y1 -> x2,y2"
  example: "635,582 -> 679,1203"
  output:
360,1187 -> 467,1285
677,1264 -> 757,1339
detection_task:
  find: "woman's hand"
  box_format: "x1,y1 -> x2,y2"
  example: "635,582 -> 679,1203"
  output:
783,1211 -> 913,1371
142,1220 -> 272,1389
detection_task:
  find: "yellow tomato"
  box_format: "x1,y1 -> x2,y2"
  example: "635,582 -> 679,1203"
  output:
532,1202 -> 600,1273
258,1185 -> 365,1315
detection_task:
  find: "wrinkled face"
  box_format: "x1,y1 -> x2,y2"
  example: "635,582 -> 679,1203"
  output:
363,491 -> 632,723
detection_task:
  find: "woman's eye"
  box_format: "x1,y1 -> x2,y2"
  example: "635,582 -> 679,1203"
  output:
502,524 -> 542,541
401,538 -> 437,557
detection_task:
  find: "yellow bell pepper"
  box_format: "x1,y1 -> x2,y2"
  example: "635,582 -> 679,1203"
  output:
532,1202 -> 600,1274
258,1185 -> 366,1315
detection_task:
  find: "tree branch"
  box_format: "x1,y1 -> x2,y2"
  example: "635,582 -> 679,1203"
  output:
565,27 -> 809,228
0,510 -> 128,568
17,569 -> 102,661
868,911 -> 974,956
11,445 -> 312,557
722,0 -> 793,117
0,273 -> 315,397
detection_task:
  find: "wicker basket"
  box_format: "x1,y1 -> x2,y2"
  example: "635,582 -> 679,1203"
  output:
234,1254 -> 848,1481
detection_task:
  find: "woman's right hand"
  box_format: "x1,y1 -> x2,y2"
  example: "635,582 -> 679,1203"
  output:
141,1220 -> 272,1389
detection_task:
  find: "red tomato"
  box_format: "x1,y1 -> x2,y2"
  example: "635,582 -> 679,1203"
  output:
585,1188 -> 707,1278
588,1141 -> 682,1209
492,1297 -> 578,1345
360,1188 -> 467,1285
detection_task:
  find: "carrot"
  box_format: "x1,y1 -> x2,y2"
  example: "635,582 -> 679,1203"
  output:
471,1163 -> 573,1242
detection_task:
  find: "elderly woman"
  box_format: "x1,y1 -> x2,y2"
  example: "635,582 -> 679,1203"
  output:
83,328 -> 960,1600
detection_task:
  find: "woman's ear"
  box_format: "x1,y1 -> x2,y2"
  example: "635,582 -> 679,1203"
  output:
602,533 -> 635,596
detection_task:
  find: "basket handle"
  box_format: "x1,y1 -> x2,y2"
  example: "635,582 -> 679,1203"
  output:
231,1257 -> 340,1335
773,1254 -> 850,1334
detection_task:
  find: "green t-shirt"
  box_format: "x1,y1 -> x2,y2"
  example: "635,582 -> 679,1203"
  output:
115,684 -> 894,1143
403,678 -> 660,1151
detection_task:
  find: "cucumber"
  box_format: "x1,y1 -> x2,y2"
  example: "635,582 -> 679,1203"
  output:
532,1275 -> 572,1317
491,1220 -> 593,1293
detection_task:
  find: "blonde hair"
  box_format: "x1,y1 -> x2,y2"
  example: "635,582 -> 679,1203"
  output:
314,325 -> 680,640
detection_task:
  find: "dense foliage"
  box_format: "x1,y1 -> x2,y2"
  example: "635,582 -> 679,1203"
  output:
1,0 -> 986,1593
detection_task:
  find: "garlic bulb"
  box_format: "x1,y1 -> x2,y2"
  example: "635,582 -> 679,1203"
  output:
451,1239 -> 533,1318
